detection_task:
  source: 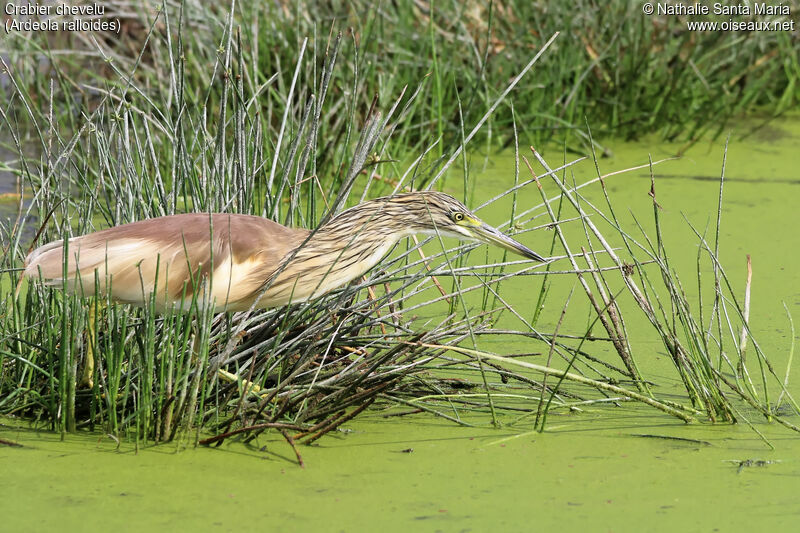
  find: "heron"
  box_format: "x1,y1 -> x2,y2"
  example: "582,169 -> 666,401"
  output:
23,191 -> 545,387
24,191 -> 544,310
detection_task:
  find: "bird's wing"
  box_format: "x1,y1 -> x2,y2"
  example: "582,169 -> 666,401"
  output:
24,213 -> 310,311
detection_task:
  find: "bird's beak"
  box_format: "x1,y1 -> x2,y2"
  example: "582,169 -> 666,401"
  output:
471,222 -> 546,262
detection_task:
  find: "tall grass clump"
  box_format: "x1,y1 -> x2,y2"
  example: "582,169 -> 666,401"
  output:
0,1 -> 561,444
0,1 -> 798,453
513,142 -> 800,440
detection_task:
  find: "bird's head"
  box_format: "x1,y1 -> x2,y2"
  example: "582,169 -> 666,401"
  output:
372,191 -> 546,262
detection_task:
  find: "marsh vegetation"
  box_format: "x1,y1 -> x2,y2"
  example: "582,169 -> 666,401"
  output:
1,0 -> 798,452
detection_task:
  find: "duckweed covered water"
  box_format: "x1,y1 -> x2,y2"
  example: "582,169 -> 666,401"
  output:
3,116 -> 800,530
3,413 -> 799,531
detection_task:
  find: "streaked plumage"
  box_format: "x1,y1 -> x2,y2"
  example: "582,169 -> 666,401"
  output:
24,191 -> 544,312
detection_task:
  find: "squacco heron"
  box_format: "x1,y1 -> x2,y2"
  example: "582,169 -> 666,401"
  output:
24,191 -> 544,311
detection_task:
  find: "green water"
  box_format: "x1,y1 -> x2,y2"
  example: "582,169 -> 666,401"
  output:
3,116 -> 800,530
3,414 -> 799,531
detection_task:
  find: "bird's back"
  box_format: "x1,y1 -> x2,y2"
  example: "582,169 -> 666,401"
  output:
24,213 -> 310,311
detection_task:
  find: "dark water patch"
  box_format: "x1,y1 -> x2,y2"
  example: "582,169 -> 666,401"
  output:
641,173 -> 800,184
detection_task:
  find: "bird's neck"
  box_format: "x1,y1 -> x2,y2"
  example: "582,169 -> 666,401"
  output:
262,214 -> 408,307
305,216 -> 407,274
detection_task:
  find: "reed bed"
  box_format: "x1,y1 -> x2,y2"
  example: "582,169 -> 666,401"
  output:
2,1 -> 797,152
0,1 -> 797,453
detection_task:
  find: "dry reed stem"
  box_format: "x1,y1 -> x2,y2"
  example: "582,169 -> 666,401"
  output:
739,254 -> 752,357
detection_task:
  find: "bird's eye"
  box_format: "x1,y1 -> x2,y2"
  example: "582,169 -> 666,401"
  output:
452,212 -> 465,222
